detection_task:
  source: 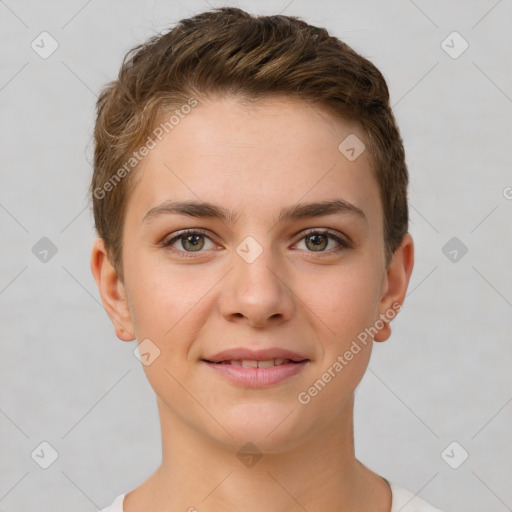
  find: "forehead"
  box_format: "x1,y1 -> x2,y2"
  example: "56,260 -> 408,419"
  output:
124,95 -> 381,228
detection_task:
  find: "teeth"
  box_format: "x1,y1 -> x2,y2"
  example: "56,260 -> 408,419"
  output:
228,359 -> 291,367
257,359 -> 275,368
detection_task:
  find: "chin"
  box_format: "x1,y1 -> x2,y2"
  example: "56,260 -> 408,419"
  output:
209,401 -> 312,454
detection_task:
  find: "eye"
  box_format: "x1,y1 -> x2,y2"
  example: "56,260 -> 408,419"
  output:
161,228 -> 351,257
162,229 -> 217,254
295,229 -> 351,253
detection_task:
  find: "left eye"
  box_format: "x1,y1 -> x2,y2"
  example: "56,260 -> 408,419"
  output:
295,230 -> 349,252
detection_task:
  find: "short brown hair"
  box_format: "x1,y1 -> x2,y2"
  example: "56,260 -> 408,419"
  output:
90,6 -> 408,281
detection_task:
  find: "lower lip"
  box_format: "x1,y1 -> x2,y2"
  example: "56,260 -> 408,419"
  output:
202,361 -> 309,387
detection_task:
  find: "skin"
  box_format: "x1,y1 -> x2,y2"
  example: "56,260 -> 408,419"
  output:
91,95 -> 414,512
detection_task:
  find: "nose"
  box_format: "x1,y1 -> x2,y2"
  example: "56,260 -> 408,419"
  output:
218,242 -> 295,328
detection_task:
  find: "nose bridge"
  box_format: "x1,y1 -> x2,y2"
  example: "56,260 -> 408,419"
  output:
220,233 -> 293,325
234,234 -> 282,297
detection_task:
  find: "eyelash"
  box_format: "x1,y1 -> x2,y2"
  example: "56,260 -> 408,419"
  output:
161,228 -> 351,258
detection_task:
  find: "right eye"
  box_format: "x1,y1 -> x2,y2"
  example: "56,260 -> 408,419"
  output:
162,229 -> 219,256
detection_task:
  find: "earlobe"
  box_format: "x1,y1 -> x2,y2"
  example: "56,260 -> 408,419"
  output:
90,238 -> 136,342
374,233 -> 414,342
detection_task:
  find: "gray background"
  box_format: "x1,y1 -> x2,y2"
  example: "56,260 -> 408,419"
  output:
1,0 -> 511,510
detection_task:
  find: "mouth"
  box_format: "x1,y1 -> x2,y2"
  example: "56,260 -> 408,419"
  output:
201,349 -> 310,387
206,358 -> 305,367
204,347 -> 309,364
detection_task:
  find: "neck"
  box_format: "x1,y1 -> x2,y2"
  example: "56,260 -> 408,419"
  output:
124,394 -> 391,512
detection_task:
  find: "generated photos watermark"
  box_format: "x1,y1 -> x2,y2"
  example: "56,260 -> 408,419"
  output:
93,97 -> 198,200
297,302 -> 402,405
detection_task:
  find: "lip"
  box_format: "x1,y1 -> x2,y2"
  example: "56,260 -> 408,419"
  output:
204,347 -> 309,363
201,347 -> 310,388
203,360 -> 310,387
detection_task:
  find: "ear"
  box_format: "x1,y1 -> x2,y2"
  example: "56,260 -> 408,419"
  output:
90,237 -> 136,342
374,233 -> 414,342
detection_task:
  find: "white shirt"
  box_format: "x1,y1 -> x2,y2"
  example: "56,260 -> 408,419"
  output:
100,480 -> 443,511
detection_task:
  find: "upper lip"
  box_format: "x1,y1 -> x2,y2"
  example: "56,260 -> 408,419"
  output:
203,348 -> 309,363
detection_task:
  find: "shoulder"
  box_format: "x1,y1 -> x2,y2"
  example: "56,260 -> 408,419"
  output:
99,493 -> 125,512
98,484 -> 444,512
389,481 -> 443,512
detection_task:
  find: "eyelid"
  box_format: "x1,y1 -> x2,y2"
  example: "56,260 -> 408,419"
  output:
296,227 -> 352,246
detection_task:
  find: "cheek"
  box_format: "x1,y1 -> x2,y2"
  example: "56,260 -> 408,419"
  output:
124,256 -> 215,348
291,266 -> 379,418
297,260 -> 382,344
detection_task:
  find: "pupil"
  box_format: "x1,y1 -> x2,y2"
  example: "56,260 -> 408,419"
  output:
308,234 -> 327,251
184,234 -> 204,251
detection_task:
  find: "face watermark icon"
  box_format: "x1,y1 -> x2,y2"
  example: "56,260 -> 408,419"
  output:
441,31 -> 469,59
441,236 -> 468,263
133,338 -> 161,366
503,186 -> 512,200
338,134 -> 366,162
237,442 -> 262,468
236,236 -> 263,264
31,441 -> 59,469
31,31 -> 59,59
441,441 -> 469,469
32,237 -> 58,263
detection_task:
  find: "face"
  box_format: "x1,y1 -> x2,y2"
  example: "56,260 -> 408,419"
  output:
92,95 -> 413,453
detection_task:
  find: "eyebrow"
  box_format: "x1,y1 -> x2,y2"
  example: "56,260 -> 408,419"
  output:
142,199 -> 367,225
